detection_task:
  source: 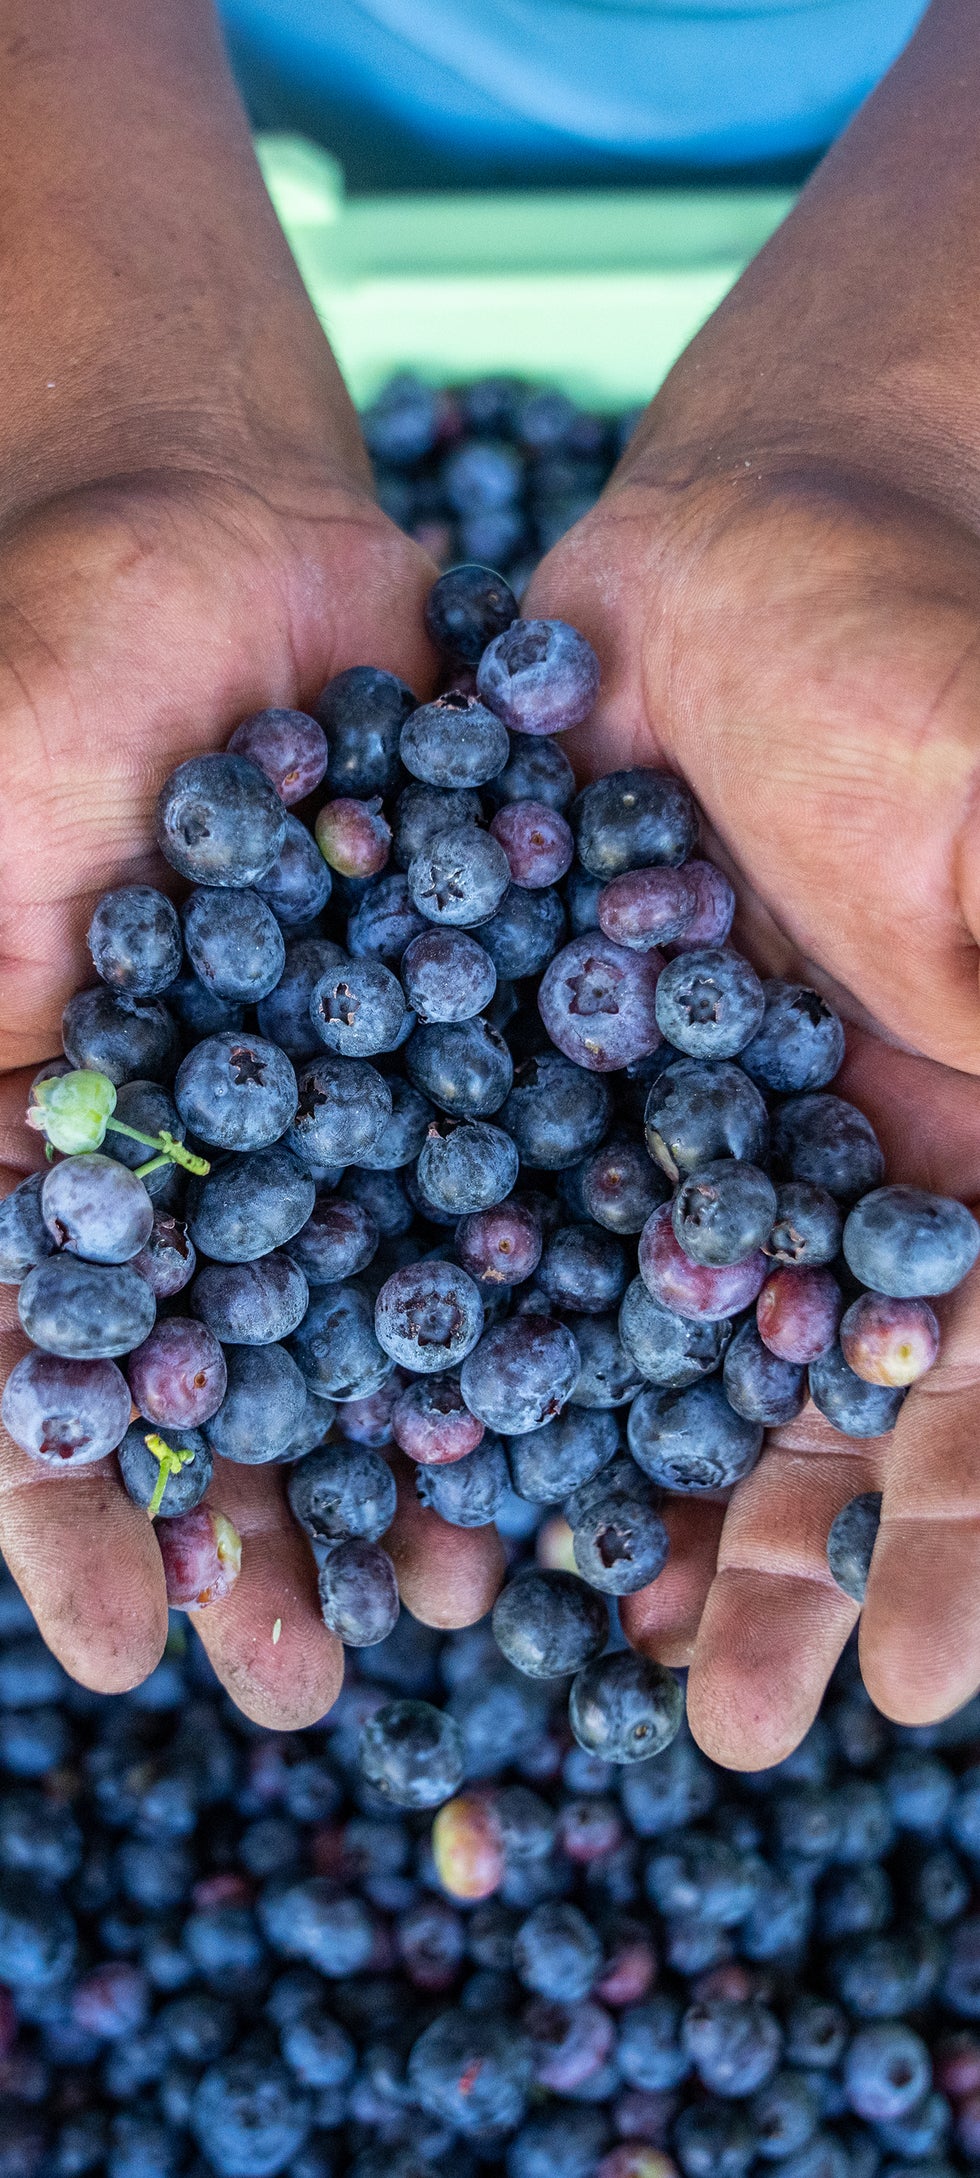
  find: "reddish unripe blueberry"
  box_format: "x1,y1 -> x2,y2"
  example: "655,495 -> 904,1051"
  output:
431,1792 -> 504,1901
598,867 -> 697,950
193,1871 -> 253,1909
936,2033 -> 980,2101
840,1291 -> 940,1387
596,1931 -> 657,2007
489,800 -> 574,888
228,708 -> 329,804
128,1318 -> 227,1428
558,1797 -> 623,1863
315,796 -> 392,877
638,1203 -> 767,1322
158,1507 -> 242,1609
455,1199 -> 543,1286
71,1961 -> 149,2040
334,1373 -> 404,1446
756,1265 -> 843,1364
525,1996 -> 616,2091
598,2149 -> 679,2178
670,860 -> 736,950
536,1515 -> 578,1574
391,1373 -> 485,1464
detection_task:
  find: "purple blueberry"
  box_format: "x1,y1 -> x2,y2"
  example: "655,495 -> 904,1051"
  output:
227,707 -> 328,804
477,618 -> 599,736
375,1260 -> 484,1373
539,935 -> 663,1073
1,1351 -> 131,1465
490,801 -> 574,889
400,928 -> 496,1023
41,1154 -> 154,1264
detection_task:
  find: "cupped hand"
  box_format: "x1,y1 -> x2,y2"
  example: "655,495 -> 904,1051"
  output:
0,465 -> 502,1728
527,455 -> 980,1767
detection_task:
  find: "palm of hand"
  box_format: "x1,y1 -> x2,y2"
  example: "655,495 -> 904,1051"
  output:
528,468 -> 980,1766
0,469 -> 502,1725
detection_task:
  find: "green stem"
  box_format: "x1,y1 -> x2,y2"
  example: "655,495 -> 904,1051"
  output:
144,1433 -> 197,1519
106,1118 -> 210,1177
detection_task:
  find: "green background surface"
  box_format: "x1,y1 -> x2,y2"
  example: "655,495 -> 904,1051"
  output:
258,132 -> 793,405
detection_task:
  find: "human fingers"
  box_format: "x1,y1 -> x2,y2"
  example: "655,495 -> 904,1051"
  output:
620,1497 -> 726,1670
386,1451 -> 505,1629
190,1455 -> 344,1731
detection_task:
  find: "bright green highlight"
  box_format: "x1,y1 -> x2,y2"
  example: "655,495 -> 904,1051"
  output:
144,1433 -> 197,1521
27,1071 -> 209,1177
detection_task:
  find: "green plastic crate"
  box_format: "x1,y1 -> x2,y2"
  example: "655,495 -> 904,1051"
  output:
257,133 -> 793,409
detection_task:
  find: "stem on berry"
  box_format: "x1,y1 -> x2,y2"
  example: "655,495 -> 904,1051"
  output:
105,1119 -> 210,1177
144,1433 -> 197,1519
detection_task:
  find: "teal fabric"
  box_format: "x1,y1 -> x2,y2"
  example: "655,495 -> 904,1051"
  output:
222,0 -> 928,185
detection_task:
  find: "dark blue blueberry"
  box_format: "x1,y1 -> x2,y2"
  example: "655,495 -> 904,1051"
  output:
255,814 -> 333,932
287,1443 -> 396,1544
739,1865 -> 814,1960
359,1698 -> 465,1809
375,1260 -> 484,1372
571,1471 -> 669,1594
942,1915 -> 980,2015
672,2105 -> 756,2178
784,1996 -> 848,2072
273,1391 -> 335,1463
492,1568 -> 608,1678
507,1408 -> 618,1503
723,1320 -> 807,1425
581,1136 -> 669,1235
538,1224 -> 627,1314
190,2057 -> 312,2177
424,562 -> 518,666
843,2023 -> 931,2121
479,883 -> 566,980
287,1195 -> 378,1284
645,1058 -> 769,1181
506,2107 -> 607,2178
655,947 -> 765,1061
673,1159 -> 777,1266
182,887 -> 285,1002
826,1492 -> 883,1603
569,1650 -> 683,1763
0,1874 -> 76,1989
341,1167 -> 414,1237
117,1423 -> 212,1515
567,1316 -> 644,1407
175,1032 -> 297,1151
157,754 -> 287,888
616,1992 -> 690,2089
460,1314 -> 580,1433
163,965 -> 245,1039
405,1016 -> 514,1117
289,1283 -> 394,1401
572,767 -> 698,877
400,928 -> 497,1023
843,1184 -> 980,1296
416,1119 -> 518,1216
186,1147 -> 315,1263
809,1347 -> 904,1437
513,1901 -> 601,2002
491,732 -> 575,813
408,823 -> 511,928
259,1877 -> 374,1975
317,665 -> 416,796
620,1734 -> 717,1835
280,2007 -> 356,2089
502,1053 -> 610,1170
0,1172 -> 54,1284
356,1079 -> 435,1169
407,2010 -> 530,2135
392,784 -> 486,871
288,1054 -> 392,1166
0,1787 -> 81,1886
884,1749 -> 955,1835
443,436 -> 523,512
618,1275 -> 731,1387
191,1254 -> 309,1345
318,1539 -> 399,1645
477,618 -> 599,736
876,2088 -> 952,2161
401,692 -> 510,788
646,1830 -> 761,1925
771,1094 -> 885,1201
19,1255 -> 155,1359
682,1995 -> 783,2097
205,1343 -> 308,1463
310,958 -> 408,1057
765,1181 -> 843,1267
627,1379 -> 762,1492
63,988 -> 177,1086
415,1434 -> 509,1526
742,981 -> 846,1093
88,886 -> 183,997
833,1928 -> 943,2018
818,1862 -> 892,1941
257,939 -> 347,1061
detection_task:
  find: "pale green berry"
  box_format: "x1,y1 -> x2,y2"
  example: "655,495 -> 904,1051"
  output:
26,1070 -> 117,1154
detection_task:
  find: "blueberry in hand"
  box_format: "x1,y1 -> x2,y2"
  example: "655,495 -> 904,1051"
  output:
826,1491 -> 883,1605
405,1016 -> 513,1118
227,707 -> 328,804
359,1697 -> 466,1809
460,1314 -> 580,1434
185,1145 -> 314,1263
416,1435 -> 509,1526
408,824 -> 510,929
538,934 -> 663,1072
287,1443 -> 396,1544
175,1033 -> 298,1152
289,1284 -> 394,1402
771,1094 -> 884,1201
655,947 -> 765,1061
628,1378 -> 763,1493
309,960 -> 408,1058
128,1317 -> 227,1429
756,1265 -> 843,1364
1,1351 -> 131,1464
479,883 -> 566,980
400,928 -> 496,1023
19,1256 -> 156,1359
375,1261 -> 484,1373
639,1203 -> 767,1322
840,1292 -> 940,1387
288,1055 -> 392,1167
400,691 -> 510,788
63,989 -> 177,1088
415,1118 -> 519,1216
205,1344 -> 308,1463
315,796 -> 392,879
0,1174 -> 55,1284
477,618 -> 599,735
41,1154 -> 154,1264
391,1372 -> 485,1464
254,814 -> 333,931
507,1409 -> 618,1503
808,1345 -> 906,1437
424,562 -> 518,666
571,1474 -> 670,1595
286,1195 -> 378,1286
190,1254 -> 309,1346
490,800 -> 574,889
741,980 -> 845,1093
491,731 -> 575,813
618,1277 -> 731,1386
502,1052 -> 610,1170
117,1423 -> 213,1516
317,1539 -> 400,1646
572,767 -> 698,877
645,1058 -> 768,1182
581,1136 -> 669,1234
842,1184 -> 980,1297
316,665 -> 416,796
765,1181 -> 842,1267
156,753 -> 286,887
723,1322 -> 806,1426
672,1159 -> 777,1268
568,1651 -> 684,1764
491,1567 -> 608,1678
87,886 -> 182,997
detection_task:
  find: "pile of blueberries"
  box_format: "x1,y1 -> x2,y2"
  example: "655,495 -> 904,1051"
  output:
0,370 -> 978,2177
4,1577 -> 980,2178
